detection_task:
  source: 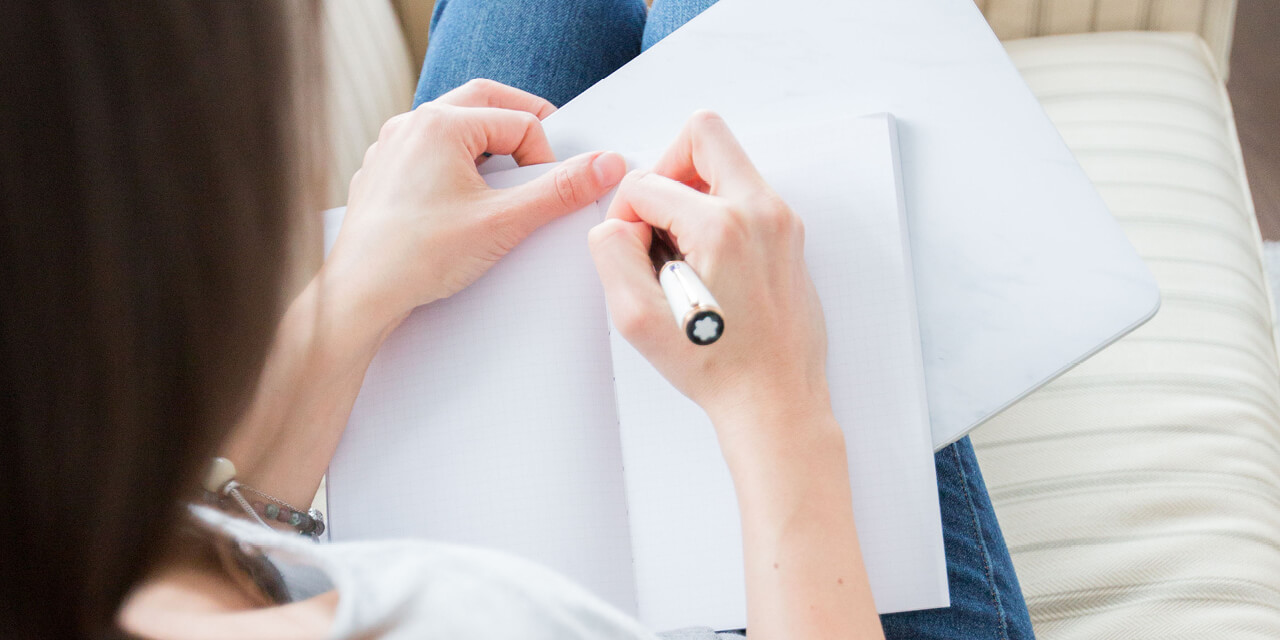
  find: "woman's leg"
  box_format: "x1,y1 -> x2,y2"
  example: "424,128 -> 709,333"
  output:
642,0 -> 717,51
879,437 -> 1035,639
414,0 -> 647,108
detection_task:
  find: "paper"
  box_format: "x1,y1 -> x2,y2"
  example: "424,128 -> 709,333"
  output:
324,115 -> 946,629
325,165 -> 640,611
504,0 -> 1160,450
610,115 -> 946,630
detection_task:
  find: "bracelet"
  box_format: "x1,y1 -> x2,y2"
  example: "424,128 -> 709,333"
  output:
202,457 -> 325,539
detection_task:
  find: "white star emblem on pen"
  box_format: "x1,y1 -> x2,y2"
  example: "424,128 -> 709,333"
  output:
692,315 -> 721,343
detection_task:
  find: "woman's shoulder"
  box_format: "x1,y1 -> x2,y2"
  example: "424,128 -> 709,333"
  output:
193,506 -> 658,640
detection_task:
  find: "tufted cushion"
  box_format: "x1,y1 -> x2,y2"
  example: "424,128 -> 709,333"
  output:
974,0 -> 1237,78
971,31 -> 1280,639
386,2 -> 1239,81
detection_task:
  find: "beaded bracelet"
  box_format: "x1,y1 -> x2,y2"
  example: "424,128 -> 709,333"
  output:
203,457 -> 325,539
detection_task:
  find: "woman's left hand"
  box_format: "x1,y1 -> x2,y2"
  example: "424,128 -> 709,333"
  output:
326,79 -> 626,330
221,81 -> 624,509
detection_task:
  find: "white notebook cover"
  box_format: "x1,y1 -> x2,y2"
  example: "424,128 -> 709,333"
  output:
495,0 -> 1162,450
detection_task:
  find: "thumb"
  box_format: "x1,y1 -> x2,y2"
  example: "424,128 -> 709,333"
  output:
587,218 -> 671,348
499,151 -> 627,235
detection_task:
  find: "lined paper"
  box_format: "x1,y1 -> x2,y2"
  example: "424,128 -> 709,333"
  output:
609,115 -> 947,630
324,165 -> 639,612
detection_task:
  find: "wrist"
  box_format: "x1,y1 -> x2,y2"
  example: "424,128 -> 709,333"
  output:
719,412 -> 850,512
709,397 -> 844,472
315,256 -> 410,343
705,377 -> 834,439
218,269 -> 397,509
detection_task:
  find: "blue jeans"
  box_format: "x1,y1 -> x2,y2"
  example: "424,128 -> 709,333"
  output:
416,2 -> 1035,638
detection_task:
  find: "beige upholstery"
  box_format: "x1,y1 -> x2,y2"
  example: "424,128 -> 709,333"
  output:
322,4 -> 1275,638
394,0 -> 435,77
971,31 -> 1280,639
975,0 -> 1238,76
385,0 -> 1240,79
321,0 -> 415,208
339,0 -> 1243,208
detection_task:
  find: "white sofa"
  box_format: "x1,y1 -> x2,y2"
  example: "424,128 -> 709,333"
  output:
323,1 -> 1278,637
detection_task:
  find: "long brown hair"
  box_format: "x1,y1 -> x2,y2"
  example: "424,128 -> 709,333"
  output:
0,2 -> 323,638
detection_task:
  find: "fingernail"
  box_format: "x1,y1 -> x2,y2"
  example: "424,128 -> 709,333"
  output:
592,152 -> 626,187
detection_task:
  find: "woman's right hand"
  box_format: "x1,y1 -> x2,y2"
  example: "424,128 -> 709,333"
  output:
587,111 -> 833,448
592,114 -> 882,640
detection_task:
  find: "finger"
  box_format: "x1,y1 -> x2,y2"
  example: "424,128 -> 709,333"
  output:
651,110 -> 766,199
435,78 -> 556,119
348,168 -> 364,194
450,106 -> 557,166
493,151 -> 627,237
588,218 -> 672,347
377,111 -> 413,142
605,171 -> 721,245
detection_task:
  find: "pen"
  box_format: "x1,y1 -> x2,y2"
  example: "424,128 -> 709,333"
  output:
649,228 -> 725,345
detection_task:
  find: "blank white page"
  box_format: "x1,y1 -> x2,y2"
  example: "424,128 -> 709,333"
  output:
324,165 -> 638,612
507,0 -> 1160,451
609,115 -> 947,630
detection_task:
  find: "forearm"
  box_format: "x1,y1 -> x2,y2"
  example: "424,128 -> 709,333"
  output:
219,266 -> 398,508
717,407 -> 885,640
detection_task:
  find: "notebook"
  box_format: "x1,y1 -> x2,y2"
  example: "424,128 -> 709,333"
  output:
323,113 -> 947,631
505,0 -> 1162,451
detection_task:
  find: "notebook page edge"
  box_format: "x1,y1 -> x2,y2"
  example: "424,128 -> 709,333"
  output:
324,162 -> 641,613
614,114 -> 946,628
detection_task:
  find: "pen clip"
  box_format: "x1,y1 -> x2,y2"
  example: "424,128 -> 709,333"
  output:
656,261 -> 724,345
665,261 -> 703,307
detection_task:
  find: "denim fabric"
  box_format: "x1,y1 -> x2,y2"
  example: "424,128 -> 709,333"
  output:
415,2 -> 1035,638
880,437 -> 1035,640
415,0 -> 647,108
641,0 -> 718,51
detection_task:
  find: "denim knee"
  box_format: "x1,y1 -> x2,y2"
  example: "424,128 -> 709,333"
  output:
417,0 -> 647,107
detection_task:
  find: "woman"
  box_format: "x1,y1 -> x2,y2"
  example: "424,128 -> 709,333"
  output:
0,1 -> 1034,639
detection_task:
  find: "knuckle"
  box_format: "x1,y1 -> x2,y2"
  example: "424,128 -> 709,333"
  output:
411,103 -> 450,129
611,171 -> 648,203
377,113 -> 408,141
553,168 -> 583,207
517,110 -> 541,130
755,189 -> 790,215
689,109 -> 723,130
617,170 -> 647,193
586,221 -> 616,249
707,204 -> 748,247
790,213 -> 806,243
747,190 -> 795,230
760,202 -> 793,229
463,78 -> 498,95
587,219 -> 628,248
614,299 -> 656,339
721,201 -> 748,226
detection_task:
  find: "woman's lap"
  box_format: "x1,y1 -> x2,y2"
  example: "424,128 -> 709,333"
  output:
880,437 -> 1034,639
415,0 -> 647,108
415,0 -> 722,108
415,2 -> 1034,638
